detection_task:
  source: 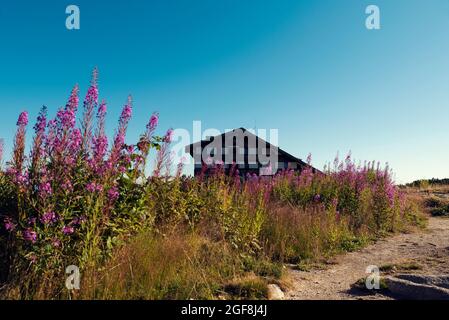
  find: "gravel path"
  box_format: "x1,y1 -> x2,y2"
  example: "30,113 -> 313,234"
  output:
286,217 -> 449,300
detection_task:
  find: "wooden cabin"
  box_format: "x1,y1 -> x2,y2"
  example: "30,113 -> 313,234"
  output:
185,128 -> 318,177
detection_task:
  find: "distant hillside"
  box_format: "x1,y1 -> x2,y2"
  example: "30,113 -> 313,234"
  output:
405,178 -> 449,188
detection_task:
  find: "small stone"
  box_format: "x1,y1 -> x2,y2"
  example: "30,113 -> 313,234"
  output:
267,284 -> 285,300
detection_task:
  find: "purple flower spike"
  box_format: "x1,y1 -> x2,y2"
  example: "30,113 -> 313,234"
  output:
120,101 -> 132,124
17,111 -> 29,126
165,128 -> 174,143
147,113 -> 159,132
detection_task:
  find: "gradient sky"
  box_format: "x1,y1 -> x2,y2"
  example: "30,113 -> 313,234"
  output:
0,0 -> 448,183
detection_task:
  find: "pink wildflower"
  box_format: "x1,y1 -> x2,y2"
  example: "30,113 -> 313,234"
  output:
108,186 -> 120,202
23,228 -> 37,243
39,182 -> 52,197
40,211 -> 57,225
86,182 -> 103,193
63,225 -> 75,235
4,217 -> 16,232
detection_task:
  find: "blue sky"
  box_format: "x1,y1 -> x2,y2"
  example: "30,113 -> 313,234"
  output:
0,0 -> 448,183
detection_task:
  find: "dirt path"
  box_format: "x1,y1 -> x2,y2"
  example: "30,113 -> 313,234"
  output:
286,217 -> 449,300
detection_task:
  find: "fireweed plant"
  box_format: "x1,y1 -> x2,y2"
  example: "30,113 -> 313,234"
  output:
0,71 -> 424,299
0,70 -> 166,293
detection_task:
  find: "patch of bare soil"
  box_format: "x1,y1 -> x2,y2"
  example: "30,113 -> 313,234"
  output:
286,217 -> 449,300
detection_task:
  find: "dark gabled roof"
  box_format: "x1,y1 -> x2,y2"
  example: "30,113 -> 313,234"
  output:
185,127 -> 310,167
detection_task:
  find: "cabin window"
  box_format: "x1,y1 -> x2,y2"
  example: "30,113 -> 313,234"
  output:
280,162 -> 288,169
288,162 -> 298,169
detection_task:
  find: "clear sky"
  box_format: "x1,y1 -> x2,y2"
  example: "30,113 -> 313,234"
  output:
0,0 -> 448,183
